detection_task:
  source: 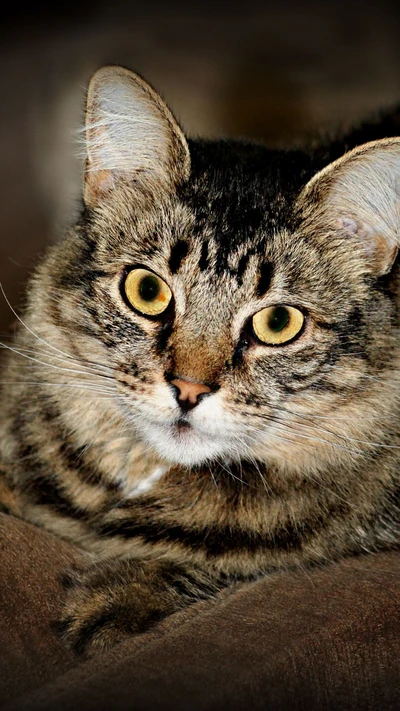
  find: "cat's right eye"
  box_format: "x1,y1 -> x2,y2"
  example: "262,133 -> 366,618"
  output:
123,268 -> 172,317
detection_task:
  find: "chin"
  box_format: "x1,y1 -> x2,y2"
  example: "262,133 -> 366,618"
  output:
141,422 -> 234,467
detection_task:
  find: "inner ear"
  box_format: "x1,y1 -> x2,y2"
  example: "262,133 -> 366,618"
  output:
336,215 -> 398,275
83,66 -> 190,207
298,138 -> 400,276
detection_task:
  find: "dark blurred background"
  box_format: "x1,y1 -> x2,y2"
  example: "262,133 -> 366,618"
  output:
1,0 -> 400,331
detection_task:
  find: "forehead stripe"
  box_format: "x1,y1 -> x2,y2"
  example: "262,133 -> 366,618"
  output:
199,240 -> 209,271
237,253 -> 249,284
168,240 -> 189,273
257,262 -> 273,296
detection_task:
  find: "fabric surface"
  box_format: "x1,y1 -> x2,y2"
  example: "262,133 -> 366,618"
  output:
1,512 -> 400,711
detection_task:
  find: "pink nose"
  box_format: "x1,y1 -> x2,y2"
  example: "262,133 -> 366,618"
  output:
170,378 -> 211,408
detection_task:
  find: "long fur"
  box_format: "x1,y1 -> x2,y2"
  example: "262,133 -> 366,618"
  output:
2,66 -> 400,654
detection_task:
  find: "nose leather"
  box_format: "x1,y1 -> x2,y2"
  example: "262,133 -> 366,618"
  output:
170,378 -> 211,406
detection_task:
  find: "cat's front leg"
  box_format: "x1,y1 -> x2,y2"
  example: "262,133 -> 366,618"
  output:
57,557 -> 225,655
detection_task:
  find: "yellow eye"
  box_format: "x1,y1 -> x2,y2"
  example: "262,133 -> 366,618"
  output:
252,305 -> 304,345
124,268 -> 172,317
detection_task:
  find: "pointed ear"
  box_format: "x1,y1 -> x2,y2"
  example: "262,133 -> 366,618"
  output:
298,138 -> 400,275
83,66 -> 190,207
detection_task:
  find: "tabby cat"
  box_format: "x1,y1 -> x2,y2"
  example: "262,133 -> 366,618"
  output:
2,65 -> 400,655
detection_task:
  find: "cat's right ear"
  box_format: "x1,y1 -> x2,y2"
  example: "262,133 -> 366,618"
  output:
83,66 -> 191,207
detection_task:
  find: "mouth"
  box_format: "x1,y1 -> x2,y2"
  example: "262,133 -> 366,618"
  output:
137,415 -> 230,466
174,417 -> 192,433
168,417 -> 198,446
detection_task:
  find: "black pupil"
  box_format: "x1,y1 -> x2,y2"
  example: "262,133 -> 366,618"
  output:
268,306 -> 290,332
139,275 -> 160,302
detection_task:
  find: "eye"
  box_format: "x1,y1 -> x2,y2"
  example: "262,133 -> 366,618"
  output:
123,268 -> 172,317
252,305 -> 304,345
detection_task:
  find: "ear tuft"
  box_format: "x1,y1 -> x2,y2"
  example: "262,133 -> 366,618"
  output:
299,138 -> 400,275
83,66 -> 190,206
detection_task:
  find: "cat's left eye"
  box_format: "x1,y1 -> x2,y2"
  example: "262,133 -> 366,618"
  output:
252,305 -> 304,345
123,268 -> 172,317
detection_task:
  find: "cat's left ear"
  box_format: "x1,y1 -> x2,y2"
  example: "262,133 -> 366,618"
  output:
83,66 -> 190,207
299,138 -> 400,275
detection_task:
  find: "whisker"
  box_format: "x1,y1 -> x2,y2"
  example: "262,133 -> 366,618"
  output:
268,406 -> 400,452
206,463 -> 219,489
3,342 -> 115,380
0,340 -> 120,384
0,343 -> 115,382
216,458 -> 248,486
0,282 -> 83,363
0,284 -> 117,377
244,416 -> 367,457
0,380 -> 115,396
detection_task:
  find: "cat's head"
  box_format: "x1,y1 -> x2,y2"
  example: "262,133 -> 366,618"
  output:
30,66 -> 400,474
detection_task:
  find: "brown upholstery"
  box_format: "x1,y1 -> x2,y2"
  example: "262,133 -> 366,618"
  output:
1,511 -> 400,710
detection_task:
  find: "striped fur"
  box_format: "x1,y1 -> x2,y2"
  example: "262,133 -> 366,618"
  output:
2,66 -> 400,654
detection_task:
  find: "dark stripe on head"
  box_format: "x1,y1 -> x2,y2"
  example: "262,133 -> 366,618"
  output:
256,262 -> 273,297
237,254 -> 249,284
168,240 -> 189,273
199,241 -> 209,271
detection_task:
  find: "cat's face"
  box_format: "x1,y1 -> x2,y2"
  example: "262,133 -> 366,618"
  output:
33,67 -> 400,474
45,162 -> 398,473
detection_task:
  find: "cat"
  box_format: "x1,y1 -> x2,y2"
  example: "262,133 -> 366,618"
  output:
1,64 -> 400,655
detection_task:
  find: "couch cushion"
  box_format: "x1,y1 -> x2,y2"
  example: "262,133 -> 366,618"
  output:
2,512 -> 400,710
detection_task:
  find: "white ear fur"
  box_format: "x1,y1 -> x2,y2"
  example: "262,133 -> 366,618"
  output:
83,66 -> 190,206
300,138 -> 400,275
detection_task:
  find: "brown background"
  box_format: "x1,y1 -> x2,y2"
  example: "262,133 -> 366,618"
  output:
1,0 -> 400,332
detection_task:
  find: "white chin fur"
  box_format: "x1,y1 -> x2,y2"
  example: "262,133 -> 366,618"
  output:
140,423 -> 233,466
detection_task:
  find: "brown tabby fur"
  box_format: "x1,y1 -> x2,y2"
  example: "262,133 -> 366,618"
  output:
2,66 -> 400,654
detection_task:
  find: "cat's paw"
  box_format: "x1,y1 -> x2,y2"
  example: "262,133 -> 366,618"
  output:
55,567 -> 134,654
55,562 -> 165,655
55,558 -> 219,655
